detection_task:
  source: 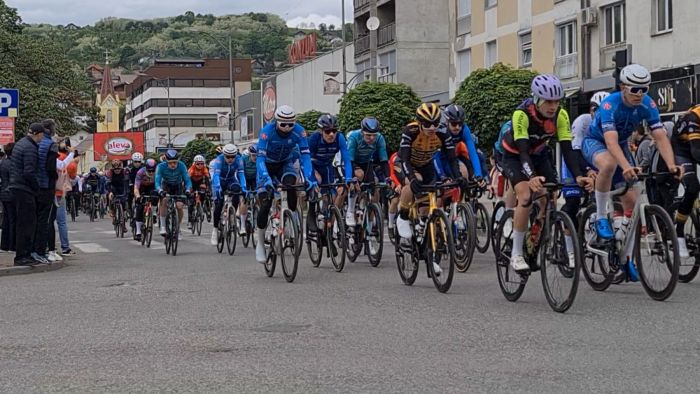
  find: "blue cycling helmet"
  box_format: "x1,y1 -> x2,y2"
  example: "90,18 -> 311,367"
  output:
90,167 -> 97,173
248,145 -> 257,154
164,149 -> 178,161
317,114 -> 339,130
444,104 -> 466,123
360,117 -> 381,134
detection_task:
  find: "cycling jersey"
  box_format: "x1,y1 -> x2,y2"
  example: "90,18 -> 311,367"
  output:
134,167 -> 155,191
188,164 -> 210,183
242,153 -> 257,180
446,124 -> 483,178
496,98 -> 572,155
399,121 -> 459,180
128,164 -> 141,187
346,130 -> 389,164
211,153 -> 247,195
84,174 -> 100,191
106,169 -> 130,196
257,122 -> 312,185
587,92 -> 663,143
672,108 -> 700,159
308,131 -> 353,181
561,113 -> 593,198
154,161 -> 192,192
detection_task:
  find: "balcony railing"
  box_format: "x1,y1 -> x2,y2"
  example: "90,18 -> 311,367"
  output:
377,22 -> 396,48
555,53 -> 578,80
354,0 -> 370,11
355,35 -> 370,56
378,72 -> 396,84
599,43 -> 626,71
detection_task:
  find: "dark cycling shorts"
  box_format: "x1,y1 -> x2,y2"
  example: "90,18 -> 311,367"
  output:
245,176 -> 256,191
500,150 -> 557,186
162,183 -> 184,196
314,164 -> 338,185
354,162 -> 387,183
393,158 -> 435,186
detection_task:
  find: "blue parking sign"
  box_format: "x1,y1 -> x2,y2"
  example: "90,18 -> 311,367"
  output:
0,89 -> 19,118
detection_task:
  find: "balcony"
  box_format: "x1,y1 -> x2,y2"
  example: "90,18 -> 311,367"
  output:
377,22 -> 395,48
457,15 -> 472,36
378,72 -> 396,84
599,43 -> 626,71
355,35 -> 370,56
555,53 -> 578,80
354,0 -> 370,13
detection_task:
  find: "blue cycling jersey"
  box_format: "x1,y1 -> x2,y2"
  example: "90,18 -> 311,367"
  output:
155,161 -> 192,192
587,92 -> 663,143
347,130 -> 389,164
211,153 -> 246,193
447,124 -> 483,178
308,131 -> 353,181
257,121 -> 312,184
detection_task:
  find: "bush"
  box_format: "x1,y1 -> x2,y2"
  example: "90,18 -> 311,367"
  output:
296,109 -> 325,132
179,139 -> 217,167
338,81 -> 421,154
453,63 -> 538,153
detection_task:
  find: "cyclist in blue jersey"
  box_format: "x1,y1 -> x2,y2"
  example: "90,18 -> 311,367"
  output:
307,114 -> 353,231
345,117 -> 390,226
210,144 -> 248,245
439,104 -> 484,186
255,105 -> 316,263
155,149 -> 192,237
581,64 -> 682,241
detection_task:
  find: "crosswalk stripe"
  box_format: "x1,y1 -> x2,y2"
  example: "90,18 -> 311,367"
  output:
72,242 -> 110,253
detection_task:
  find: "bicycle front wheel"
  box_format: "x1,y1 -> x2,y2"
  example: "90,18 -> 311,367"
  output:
366,203 -> 384,267
636,204 -> 680,301
578,205 -> 615,291
196,204 -> 204,236
114,204 -> 123,237
454,203 -> 477,272
491,201 -> 506,254
226,207 -> 237,256
144,212 -> 152,247
426,209 -> 455,293
540,211 -> 580,313
328,205 -> 346,272
679,210 -> 700,283
474,202 -> 491,254
395,225 -> 418,286
495,210 -> 527,301
306,206 -> 322,267
280,209 -> 300,282
169,208 -> 180,256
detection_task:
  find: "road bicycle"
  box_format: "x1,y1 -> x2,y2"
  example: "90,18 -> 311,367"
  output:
464,181 -> 491,254
163,194 -> 187,256
111,194 -> 129,238
241,193 -> 258,248
190,190 -> 207,236
306,182 -> 347,272
262,183 -> 307,282
346,181 -> 386,267
216,190 -> 242,256
140,195 -> 158,248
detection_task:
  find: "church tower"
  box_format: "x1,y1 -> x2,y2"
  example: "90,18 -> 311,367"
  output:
96,54 -> 120,132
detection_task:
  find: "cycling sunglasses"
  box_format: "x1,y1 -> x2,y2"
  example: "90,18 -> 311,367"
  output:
448,121 -> 463,128
167,160 -> 178,165
224,155 -> 236,160
278,123 -> 294,129
420,120 -> 440,128
627,86 -> 649,95
323,128 -> 338,135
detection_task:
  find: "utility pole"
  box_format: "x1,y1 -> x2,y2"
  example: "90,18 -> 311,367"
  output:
341,0 -> 347,94
228,35 -> 236,143
369,0 -> 378,82
166,78 -> 172,147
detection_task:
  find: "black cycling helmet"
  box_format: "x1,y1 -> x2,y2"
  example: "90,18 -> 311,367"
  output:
360,117 -> 381,134
164,149 -> 178,161
317,114 -> 338,130
90,167 -> 97,173
444,104 -> 466,123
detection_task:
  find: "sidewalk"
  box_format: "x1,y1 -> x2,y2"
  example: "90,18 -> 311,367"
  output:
0,252 -> 67,277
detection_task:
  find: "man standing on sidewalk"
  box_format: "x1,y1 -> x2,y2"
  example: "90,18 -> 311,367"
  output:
32,119 -> 59,264
10,123 -> 44,266
0,143 -> 16,252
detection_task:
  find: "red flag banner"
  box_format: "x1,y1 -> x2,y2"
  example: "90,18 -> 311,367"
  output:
288,33 -> 317,64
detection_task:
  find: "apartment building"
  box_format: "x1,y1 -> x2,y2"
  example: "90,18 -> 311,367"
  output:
449,0 -> 700,118
353,0 -> 451,103
124,58 -> 252,152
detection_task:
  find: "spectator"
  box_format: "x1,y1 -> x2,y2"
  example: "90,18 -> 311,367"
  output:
32,119 -> 59,264
49,141 -> 76,261
10,123 -> 44,266
0,143 -> 16,252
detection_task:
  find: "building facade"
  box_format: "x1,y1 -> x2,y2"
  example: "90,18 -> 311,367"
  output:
96,63 -> 120,132
124,58 -> 252,152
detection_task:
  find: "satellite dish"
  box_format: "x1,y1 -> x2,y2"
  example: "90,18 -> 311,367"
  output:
366,17 -> 380,31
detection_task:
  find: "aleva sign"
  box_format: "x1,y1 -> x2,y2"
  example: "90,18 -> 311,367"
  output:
105,137 -> 134,155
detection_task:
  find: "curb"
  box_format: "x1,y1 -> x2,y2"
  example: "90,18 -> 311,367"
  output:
0,261 -> 66,277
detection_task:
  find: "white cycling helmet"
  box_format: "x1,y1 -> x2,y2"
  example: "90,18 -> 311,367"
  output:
193,154 -> 205,163
222,143 -> 239,156
619,64 -> 651,87
274,105 -> 297,122
131,152 -> 143,162
590,91 -> 611,107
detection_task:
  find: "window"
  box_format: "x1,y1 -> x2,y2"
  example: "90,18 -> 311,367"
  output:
485,40 -> 497,68
174,99 -> 192,107
485,0 -> 497,8
458,49 -> 471,81
457,0 -> 472,35
458,0 -> 471,17
557,22 -> 576,56
106,110 -> 113,123
379,51 -> 396,76
192,79 -> 204,87
520,32 -> 532,67
603,3 -> 626,46
192,119 -> 204,127
203,119 -> 218,127
173,119 -> 191,127
653,0 -> 673,33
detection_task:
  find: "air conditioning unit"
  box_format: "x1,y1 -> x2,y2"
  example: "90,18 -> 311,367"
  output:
581,7 -> 598,26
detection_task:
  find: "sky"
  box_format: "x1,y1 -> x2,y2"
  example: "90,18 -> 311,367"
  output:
6,0 -> 353,28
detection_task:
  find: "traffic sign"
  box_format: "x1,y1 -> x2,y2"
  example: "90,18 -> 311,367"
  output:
0,89 -> 19,118
0,117 -> 14,145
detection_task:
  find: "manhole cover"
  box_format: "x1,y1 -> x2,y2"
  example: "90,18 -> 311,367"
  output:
251,323 -> 311,333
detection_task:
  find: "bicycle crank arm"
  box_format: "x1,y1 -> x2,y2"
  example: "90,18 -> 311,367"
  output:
586,245 -> 609,259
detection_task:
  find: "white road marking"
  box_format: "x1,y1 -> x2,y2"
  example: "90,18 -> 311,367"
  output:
72,243 -> 110,253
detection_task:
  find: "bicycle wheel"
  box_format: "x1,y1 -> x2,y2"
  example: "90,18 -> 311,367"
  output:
90,198 -> 95,222
679,211 -> 700,283
366,203 -> 384,267
143,212 -> 152,247
250,205 -> 258,248
425,209 -> 456,293
115,204 -> 123,238
578,205 -> 616,291
196,204 -> 204,236
495,210 -> 527,301
216,221 -> 225,254
242,205 -> 251,248
293,210 -> 304,259
328,205 -> 347,272
226,207 -> 237,256
540,211 -> 580,313
264,223 -> 276,277
395,225 -> 419,286
306,205 -> 322,267
164,213 -> 172,254
454,203 -> 477,272
474,202 -> 491,254
635,204 -> 679,301
280,209 -> 300,282
491,201 -> 506,253
170,208 -> 180,256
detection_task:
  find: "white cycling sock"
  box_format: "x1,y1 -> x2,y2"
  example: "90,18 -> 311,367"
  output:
240,214 -> 247,226
136,221 -> 143,235
347,195 -> 357,216
160,217 -> 166,228
512,230 -> 525,257
565,235 -> 574,253
595,191 -> 609,219
388,212 -> 396,227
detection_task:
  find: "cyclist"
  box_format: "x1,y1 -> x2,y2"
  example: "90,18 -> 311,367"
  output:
307,114 -> 353,232
188,154 -> 211,229
670,105 -> 700,258
254,105 -> 315,263
238,146 -> 258,233
133,159 -> 157,241
387,152 -> 402,232
440,104 -> 484,185
210,144 -> 248,245
345,117 -> 390,226
581,64 -> 682,244
495,74 -> 592,273
84,167 -> 101,196
155,149 -> 192,238
106,160 -> 130,223
128,152 -> 143,213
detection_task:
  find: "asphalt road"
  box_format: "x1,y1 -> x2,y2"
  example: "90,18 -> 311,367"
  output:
1,216 -> 700,393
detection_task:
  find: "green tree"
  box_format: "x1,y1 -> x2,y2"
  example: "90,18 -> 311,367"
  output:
0,0 -> 22,34
296,110 -> 325,131
180,138 -> 216,167
338,82 -> 421,153
453,63 -> 538,152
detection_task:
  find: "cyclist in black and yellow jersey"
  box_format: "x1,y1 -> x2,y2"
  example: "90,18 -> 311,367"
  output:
494,74 -> 593,273
394,103 -> 464,244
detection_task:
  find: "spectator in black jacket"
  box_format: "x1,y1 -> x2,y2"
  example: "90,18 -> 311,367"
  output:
10,123 -> 45,266
34,119 -> 59,263
0,143 -> 16,252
